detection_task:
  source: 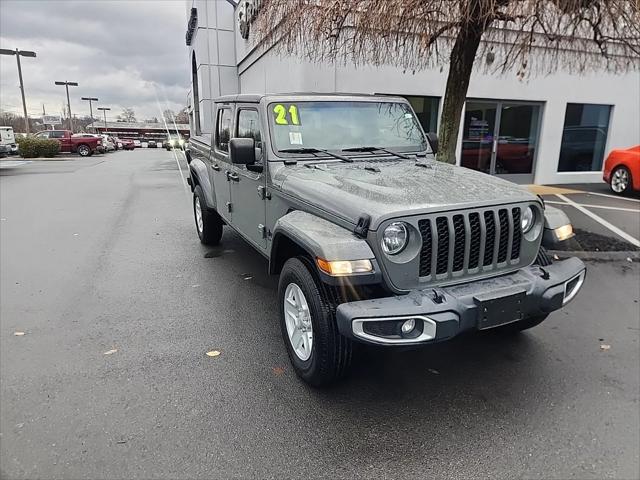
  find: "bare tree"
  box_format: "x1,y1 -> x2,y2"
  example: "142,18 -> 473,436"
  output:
162,109 -> 176,122
118,108 -> 137,123
175,107 -> 189,124
254,0 -> 640,163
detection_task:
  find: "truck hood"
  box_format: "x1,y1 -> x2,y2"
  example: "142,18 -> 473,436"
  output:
273,159 -> 537,230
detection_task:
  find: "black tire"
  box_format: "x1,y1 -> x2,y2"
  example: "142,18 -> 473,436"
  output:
193,185 -> 223,245
610,165 -> 632,195
77,144 -> 91,157
278,257 -> 352,387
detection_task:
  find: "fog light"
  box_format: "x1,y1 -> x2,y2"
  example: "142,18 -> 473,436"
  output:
401,318 -> 416,334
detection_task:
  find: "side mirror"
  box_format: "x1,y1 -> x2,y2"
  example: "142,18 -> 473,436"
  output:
426,132 -> 438,154
229,138 -> 256,165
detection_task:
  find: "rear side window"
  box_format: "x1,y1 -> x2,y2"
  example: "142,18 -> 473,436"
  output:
215,108 -> 232,153
50,131 -> 64,139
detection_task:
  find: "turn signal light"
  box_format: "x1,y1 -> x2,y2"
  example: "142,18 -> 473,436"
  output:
554,224 -> 574,241
316,258 -> 373,276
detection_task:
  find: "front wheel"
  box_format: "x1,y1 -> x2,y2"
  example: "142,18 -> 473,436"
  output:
77,144 -> 91,157
610,166 -> 632,194
193,186 -> 223,245
278,257 -> 352,387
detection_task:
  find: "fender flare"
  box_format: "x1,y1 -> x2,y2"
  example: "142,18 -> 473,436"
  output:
542,205 -> 574,247
269,210 -> 376,275
188,158 -> 216,210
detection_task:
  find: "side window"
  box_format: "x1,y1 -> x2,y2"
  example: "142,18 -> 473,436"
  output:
236,109 -> 263,162
36,131 -> 49,139
215,108 -> 232,153
50,131 -> 64,139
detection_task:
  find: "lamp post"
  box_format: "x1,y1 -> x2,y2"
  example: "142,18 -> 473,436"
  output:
97,107 -> 110,134
81,97 -> 99,129
54,81 -> 78,131
0,48 -> 37,134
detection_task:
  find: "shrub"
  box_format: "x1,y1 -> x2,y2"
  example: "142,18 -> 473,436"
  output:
41,139 -> 60,158
16,136 -> 60,158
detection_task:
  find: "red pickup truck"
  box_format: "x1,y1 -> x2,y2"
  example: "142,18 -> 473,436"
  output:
34,130 -> 101,157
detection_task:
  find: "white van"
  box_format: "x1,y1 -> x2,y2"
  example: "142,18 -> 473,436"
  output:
0,126 -> 17,156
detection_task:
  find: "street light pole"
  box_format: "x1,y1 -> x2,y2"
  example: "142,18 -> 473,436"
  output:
0,48 -> 37,134
81,97 -> 99,130
54,81 -> 78,131
97,107 -> 111,134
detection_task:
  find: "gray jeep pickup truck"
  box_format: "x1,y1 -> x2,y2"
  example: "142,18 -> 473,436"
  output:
186,93 -> 585,386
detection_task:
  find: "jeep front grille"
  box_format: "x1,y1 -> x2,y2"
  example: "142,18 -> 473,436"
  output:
418,207 -> 523,279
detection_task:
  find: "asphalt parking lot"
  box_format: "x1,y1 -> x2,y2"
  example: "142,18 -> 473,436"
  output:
529,184 -> 640,251
1,150 -> 639,479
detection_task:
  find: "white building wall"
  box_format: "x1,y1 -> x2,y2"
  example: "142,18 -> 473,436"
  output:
191,0 -> 640,185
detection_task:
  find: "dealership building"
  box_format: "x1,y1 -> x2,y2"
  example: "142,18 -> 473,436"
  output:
185,0 -> 639,185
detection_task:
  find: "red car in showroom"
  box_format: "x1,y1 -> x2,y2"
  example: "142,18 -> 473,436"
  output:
603,145 -> 640,194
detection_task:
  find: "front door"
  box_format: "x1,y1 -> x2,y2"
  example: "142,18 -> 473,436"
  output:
228,106 -> 267,250
461,101 -> 542,183
211,105 -> 233,222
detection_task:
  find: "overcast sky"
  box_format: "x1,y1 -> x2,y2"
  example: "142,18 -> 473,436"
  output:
0,0 -> 189,122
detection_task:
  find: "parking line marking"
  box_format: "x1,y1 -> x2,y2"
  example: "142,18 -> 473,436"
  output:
545,200 -> 640,213
556,194 -> 640,247
586,191 -> 640,203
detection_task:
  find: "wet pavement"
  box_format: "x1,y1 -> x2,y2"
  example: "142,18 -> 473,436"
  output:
1,150 -> 639,479
536,183 -> 640,250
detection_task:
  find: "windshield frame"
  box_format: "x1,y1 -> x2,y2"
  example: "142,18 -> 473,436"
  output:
266,100 -> 430,161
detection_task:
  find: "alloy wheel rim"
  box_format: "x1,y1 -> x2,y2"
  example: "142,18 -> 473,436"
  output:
79,146 -> 89,155
612,169 -> 628,193
283,283 -> 313,361
195,197 -> 203,233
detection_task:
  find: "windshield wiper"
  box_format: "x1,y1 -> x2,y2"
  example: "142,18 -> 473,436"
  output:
341,146 -> 411,160
279,147 -> 352,162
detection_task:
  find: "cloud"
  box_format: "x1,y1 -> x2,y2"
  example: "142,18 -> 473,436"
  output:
0,0 -> 189,121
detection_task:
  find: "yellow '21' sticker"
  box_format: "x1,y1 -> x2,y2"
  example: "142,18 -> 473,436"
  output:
273,104 -> 300,125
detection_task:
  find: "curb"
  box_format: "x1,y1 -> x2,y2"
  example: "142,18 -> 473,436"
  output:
548,249 -> 640,262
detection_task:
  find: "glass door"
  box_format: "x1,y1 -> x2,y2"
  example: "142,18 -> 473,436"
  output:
462,101 -> 541,183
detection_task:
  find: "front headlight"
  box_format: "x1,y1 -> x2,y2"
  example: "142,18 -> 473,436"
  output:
521,206 -> 535,233
381,222 -> 409,255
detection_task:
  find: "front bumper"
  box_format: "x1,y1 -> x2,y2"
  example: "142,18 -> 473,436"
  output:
336,257 -> 586,345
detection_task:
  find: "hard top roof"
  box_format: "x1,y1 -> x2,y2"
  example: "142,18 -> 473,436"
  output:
213,92 -> 408,104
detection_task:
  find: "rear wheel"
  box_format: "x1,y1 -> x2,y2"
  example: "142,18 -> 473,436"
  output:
610,166 -> 631,194
193,186 -> 223,245
77,144 -> 91,157
278,257 -> 352,387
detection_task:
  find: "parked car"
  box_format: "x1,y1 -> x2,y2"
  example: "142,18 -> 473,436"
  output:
35,130 -> 101,156
0,126 -> 17,157
73,134 -> 105,153
120,138 -> 135,150
165,133 -> 185,150
148,140 -> 157,148
133,140 -> 141,148
603,145 -> 640,194
186,93 -> 586,386
100,135 -> 115,152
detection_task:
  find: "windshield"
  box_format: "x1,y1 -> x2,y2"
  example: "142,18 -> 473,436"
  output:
268,101 -> 428,157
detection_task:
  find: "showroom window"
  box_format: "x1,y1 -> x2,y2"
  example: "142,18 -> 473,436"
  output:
191,52 -> 201,135
558,103 -> 612,172
403,96 -> 440,134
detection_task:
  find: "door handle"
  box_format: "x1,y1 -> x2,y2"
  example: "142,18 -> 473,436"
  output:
226,171 -> 239,182
211,163 -> 220,171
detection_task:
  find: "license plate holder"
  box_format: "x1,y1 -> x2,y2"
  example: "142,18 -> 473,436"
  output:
474,286 -> 527,330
